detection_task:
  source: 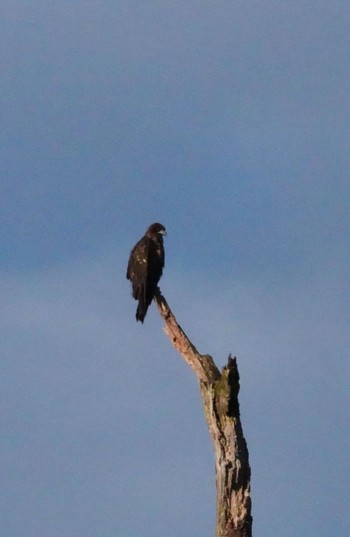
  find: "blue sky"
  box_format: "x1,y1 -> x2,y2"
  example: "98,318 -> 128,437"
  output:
1,2 -> 349,536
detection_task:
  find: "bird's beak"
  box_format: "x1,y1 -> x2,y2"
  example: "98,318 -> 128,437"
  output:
161,230 -> 167,236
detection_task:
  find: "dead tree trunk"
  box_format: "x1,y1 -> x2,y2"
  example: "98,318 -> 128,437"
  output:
155,291 -> 252,537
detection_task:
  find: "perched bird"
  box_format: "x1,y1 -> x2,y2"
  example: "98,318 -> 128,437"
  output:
126,223 -> 167,323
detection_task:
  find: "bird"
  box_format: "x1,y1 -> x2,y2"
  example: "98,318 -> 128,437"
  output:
126,223 -> 167,323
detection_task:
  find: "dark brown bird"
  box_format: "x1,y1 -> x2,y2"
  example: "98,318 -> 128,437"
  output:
127,223 -> 167,322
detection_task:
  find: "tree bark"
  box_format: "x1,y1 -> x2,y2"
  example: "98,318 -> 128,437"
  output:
155,291 -> 252,537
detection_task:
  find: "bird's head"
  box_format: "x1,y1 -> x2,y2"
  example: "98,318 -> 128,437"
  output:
146,223 -> 167,238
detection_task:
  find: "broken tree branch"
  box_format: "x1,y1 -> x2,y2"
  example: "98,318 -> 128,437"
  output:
154,290 -> 252,537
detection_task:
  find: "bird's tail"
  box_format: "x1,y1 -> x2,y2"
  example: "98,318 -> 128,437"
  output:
136,301 -> 148,323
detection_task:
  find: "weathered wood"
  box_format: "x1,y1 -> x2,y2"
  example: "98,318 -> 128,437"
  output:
154,291 -> 252,537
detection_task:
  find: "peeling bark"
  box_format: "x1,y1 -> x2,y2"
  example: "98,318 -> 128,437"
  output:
154,291 -> 252,537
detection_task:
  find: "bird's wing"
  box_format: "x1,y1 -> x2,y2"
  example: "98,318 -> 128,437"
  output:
127,237 -> 149,278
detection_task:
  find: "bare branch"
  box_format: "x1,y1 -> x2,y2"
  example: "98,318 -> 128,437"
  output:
154,290 -> 220,383
154,290 -> 252,537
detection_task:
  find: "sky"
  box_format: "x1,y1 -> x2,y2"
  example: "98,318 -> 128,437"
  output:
1,1 -> 349,536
